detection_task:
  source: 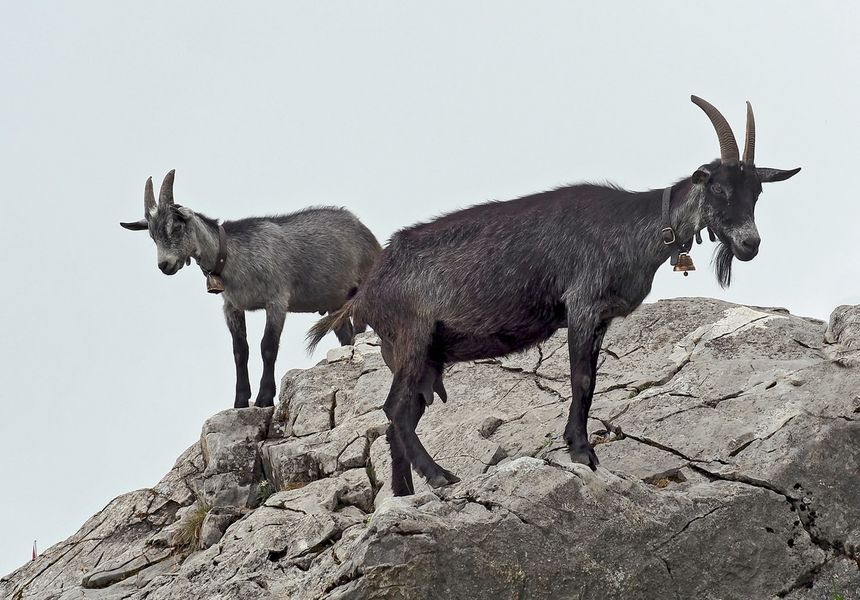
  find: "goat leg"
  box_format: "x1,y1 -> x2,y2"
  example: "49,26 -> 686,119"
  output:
395,390 -> 459,489
563,316 -> 607,469
255,308 -> 286,408
333,315 -> 355,346
386,423 -> 414,496
224,304 -> 251,409
383,337 -> 459,494
351,316 -> 368,336
383,378 -> 417,496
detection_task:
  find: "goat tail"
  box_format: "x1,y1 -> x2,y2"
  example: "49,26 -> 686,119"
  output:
306,298 -> 356,354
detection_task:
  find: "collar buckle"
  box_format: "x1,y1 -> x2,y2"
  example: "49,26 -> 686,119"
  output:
661,227 -> 676,245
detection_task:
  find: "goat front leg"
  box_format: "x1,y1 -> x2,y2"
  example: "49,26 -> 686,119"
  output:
224,304 -> 251,409
256,307 -> 286,408
563,315 -> 608,469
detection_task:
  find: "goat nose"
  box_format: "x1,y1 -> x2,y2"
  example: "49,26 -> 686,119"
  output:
158,261 -> 169,272
742,237 -> 761,253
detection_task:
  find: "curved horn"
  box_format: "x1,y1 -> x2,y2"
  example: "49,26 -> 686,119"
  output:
691,95 -> 740,163
743,101 -> 756,164
144,176 -> 156,215
159,169 -> 176,205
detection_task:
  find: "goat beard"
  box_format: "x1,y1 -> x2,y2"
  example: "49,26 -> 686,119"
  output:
712,243 -> 734,289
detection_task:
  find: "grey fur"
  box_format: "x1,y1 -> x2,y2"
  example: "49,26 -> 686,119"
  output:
122,170 -> 381,408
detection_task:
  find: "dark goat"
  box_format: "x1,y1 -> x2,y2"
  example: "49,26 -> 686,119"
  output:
308,96 -> 800,496
122,171 -> 381,407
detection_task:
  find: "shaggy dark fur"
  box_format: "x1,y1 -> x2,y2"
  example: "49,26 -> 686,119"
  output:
308,100 -> 800,496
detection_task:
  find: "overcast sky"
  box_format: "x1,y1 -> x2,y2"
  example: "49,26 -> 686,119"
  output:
1,1 -> 857,576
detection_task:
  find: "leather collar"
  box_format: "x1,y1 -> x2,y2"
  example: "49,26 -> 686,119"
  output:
211,224 -> 228,277
660,186 -> 695,267
199,225 -> 228,276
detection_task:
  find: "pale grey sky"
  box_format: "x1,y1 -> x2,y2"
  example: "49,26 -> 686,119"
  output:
1,1 -> 857,576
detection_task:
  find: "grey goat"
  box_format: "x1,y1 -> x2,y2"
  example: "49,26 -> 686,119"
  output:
122,170 -> 381,407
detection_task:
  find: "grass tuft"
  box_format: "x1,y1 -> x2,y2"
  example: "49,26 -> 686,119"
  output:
831,581 -> 845,600
172,501 -> 211,551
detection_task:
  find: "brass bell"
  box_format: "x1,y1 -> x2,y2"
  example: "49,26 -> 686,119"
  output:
206,273 -> 225,294
673,253 -> 696,276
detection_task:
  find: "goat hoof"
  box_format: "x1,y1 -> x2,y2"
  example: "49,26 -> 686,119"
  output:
568,445 -> 599,470
234,398 -> 250,409
254,397 -> 275,408
426,467 -> 461,489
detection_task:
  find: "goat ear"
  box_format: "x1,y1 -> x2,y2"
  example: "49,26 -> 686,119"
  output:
692,165 -> 712,185
757,167 -> 801,183
120,220 -> 149,231
171,205 -> 194,221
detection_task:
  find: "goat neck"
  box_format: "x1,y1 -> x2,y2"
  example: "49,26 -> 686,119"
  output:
189,214 -> 225,275
641,178 -> 703,271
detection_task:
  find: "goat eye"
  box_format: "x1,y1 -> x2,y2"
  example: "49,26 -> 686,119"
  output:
711,183 -> 723,195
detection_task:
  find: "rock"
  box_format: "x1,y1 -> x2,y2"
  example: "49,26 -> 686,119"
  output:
825,304 -> 860,366
200,407 -> 273,508
262,410 -> 386,490
3,298 -> 858,600
327,458 -> 825,599
198,507 -> 244,549
825,304 -> 860,347
0,444 -> 204,600
326,345 -> 354,363
265,469 -> 374,515
82,547 -> 173,589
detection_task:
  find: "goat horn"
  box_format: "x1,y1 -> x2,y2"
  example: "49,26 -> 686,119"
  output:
144,176 -> 156,215
743,101 -> 756,164
159,169 -> 176,205
691,95 -> 740,163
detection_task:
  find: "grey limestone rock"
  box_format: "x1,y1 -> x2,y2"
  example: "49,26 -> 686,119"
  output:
3,298 -> 858,600
200,406 -> 273,509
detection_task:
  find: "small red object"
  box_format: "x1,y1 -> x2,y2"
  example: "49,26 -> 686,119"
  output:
32,541 -> 37,561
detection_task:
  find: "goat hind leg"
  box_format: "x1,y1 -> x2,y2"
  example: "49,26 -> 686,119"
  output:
333,317 -> 355,346
395,361 -> 459,487
398,390 -> 460,488
384,340 -> 458,492
352,315 -> 368,336
385,421 -> 414,496
383,377 -> 416,496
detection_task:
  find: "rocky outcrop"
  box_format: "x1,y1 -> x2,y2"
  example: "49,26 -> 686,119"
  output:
2,298 -> 858,600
